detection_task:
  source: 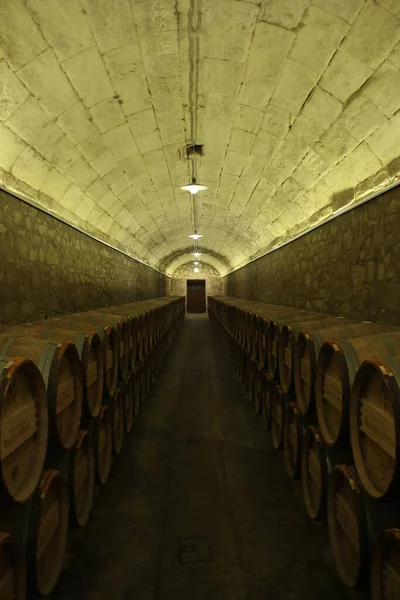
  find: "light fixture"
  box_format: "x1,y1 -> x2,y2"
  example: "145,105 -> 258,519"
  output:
194,267 -> 199,273
193,261 -> 199,265
180,177 -> 208,194
188,233 -> 203,240
193,252 -> 201,258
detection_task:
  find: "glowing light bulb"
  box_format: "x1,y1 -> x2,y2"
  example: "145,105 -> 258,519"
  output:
193,261 -> 199,265
193,252 -> 201,258
180,177 -> 208,194
188,233 -> 203,240
194,267 -> 199,273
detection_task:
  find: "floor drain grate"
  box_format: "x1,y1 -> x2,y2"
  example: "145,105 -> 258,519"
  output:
178,538 -> 212,563
186,436 -> 205,445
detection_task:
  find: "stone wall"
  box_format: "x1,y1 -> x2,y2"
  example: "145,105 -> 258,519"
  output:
169,262 -> 224,303
224,186 -> 400,325
0,189 -> 168,324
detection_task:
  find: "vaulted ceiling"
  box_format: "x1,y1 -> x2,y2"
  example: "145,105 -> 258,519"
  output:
1,0 -> 400,276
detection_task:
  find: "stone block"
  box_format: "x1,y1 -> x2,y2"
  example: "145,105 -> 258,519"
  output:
281,131 -> 310,164
338,94 -> 387,142
66,157 -> 98,189
133,0 -> 178,57
6,96 -> 63,155
312,0 -> 364,23
12,147 -> 48,189
280,178 -> 305,202
18,49 -> 76,118
238,23 -> 295,110
363,61 -> 400,117
97,190 -> 118,212
41,168 -> 70,202
291,163 -> 315,190
259,0 -> 308,29
63,48 -> 113,108
103,123 -> 137,162
260,105 -> 291,139
75,195 -> 95,220
103,166 -> 131,195
0,125 -> 25,171
302,86 -> 343,130
77,132 -> 108,162
270,59 -> 320,116
302,149 -> 329,178
85,177 -> 109,201
233,105 -> 263,134
103,44 -> 142,82
0,0 -> 47,69
0,60 -> 30,121
367,111 -> 400,164
264,152 -> 297,186
128,109 -> 157,138
375,0 -> 400,18
60,184 -> 84,211
89,98 -> 125,134
44,136 -> 80,173
319,49 -> 373,103
229,129 -> 255,155
289,5 -> 349,72
290,114 -> 324,146
27,0 -> 94,61
57,102 -> 98,145
316,122 -> 358,165
223,151 -> 247,177
90,150 -> 117,177
114,68 -> 152,116
135,131 -> 162,154
203,0 -> 257,63
341,0 -> 400,69
389,42 -> 400,67
82,0 -> 138,53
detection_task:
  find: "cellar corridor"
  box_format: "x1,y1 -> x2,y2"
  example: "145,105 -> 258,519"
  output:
50,314 -> 346,600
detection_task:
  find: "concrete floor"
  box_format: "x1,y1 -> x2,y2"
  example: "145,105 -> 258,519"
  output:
51,314 -> 349,600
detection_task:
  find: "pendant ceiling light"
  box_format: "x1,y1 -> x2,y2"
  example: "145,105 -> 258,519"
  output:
181,177 -> 208,194
188,233 -> 203,240
194,267 -> 200,273
193,252 -> 201,258
193,261 -> 199,265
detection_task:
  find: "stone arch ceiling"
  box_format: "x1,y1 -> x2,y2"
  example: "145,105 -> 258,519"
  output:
1,0 -> 400,274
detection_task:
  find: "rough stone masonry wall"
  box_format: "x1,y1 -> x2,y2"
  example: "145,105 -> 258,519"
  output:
224,185 -> 400,325
0,189 -> 168,324
169,262 -> 224,303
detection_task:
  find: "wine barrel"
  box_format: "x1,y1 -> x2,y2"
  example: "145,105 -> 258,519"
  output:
316,332 -> 400,446
111,388 -> 124,455
327,465 -> 368,588
93,406 -> 112,485
102,306 -> 141,368
350,357 -> 400,499
1,325 -> 103,419
0,336 -> 82,450
371,528 -> 400,600
71,313 -> 129,383
0,358 -> 48,503
271,383 -> 286,451
267,309 -> 320,379
124,376 -> 134,433
283,401 -> 302,479
26,469 -> 69,596
295,322 -> 396,419
301,425 -> 328,520
52,320 -> 118,398
254,366 -> 263,415
68,430 -> 94,528
0,533 -> 26,600
261,375 -> 272,429
132,366 -> 141,415
278,316 -> 351,397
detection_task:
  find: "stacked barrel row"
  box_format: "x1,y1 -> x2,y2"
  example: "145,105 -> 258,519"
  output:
0,295 -> 185,599
208,295 -> 400,599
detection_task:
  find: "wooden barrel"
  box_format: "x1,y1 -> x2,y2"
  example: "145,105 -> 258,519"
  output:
371,528 -> 400,600
111,388 -> 124,455
0,336 -> 82,450
68,430 -> 94,528
0,358 -> 48,503
1,325 -> 104,419
267,309 -> 318,378
278,316 -> 351,396
327,465 -> 368,588
316,332 -> 400,447
0,533 -> 26,600
72,313 -> 129,383
350,357 -> 400,499
271,383 -> 286,450
301,425 -> 328,520
93,406 -> 112,485
26,469 -> 69,596
132,366 -> 141,415
295,322 -> 396,420
124,376 -> 134,433
104,307 -> 141,369
253,366 -> 263,415
283,401 -> 302,479
261,375 -> 272,429
51,319 -> 119,398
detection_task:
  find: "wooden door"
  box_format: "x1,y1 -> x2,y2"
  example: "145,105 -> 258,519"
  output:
187,280 -> 206,313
